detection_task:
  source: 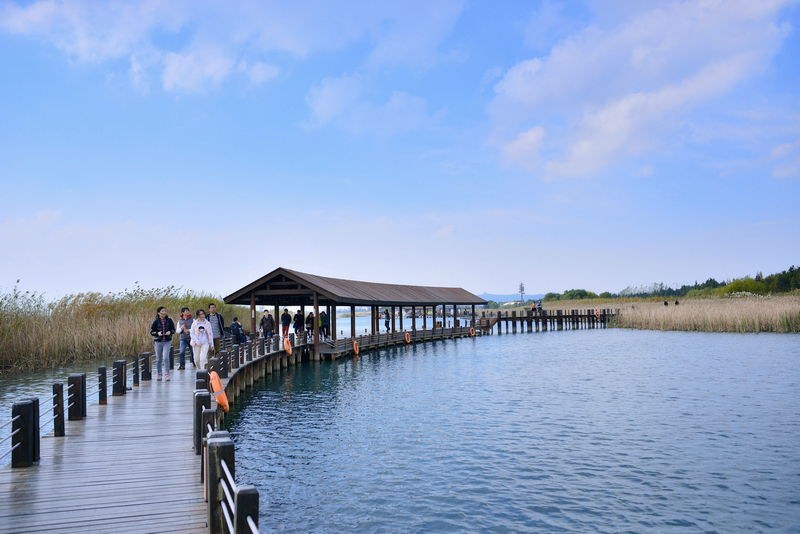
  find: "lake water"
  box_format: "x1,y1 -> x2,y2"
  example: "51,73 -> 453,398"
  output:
222,329 -> 800,533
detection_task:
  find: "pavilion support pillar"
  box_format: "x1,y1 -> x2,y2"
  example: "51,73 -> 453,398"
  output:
412,307 -> 416,331
423,306 -> 427,330
313,292 -> 320,361
471,305 -> 475,329
274,305 -> 279,334
331,306 -> 337,342
351,306 -> 356,338
250,294 -> 256,337
399,307 -> 403,331
391,306 -> 396,334
300,305 -> 305,336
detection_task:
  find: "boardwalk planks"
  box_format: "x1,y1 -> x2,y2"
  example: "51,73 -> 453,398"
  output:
0,366 -> 206,534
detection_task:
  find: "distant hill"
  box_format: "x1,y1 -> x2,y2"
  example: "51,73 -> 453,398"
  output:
479,293 -> 545,303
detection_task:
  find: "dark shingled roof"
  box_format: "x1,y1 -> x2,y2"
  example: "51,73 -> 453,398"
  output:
224,267 -> 486,307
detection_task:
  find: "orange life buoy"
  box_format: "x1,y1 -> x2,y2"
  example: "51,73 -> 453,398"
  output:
209,371 -> 229,413
284,338 -> 293,355
404,332 -> 411,343
594,310 -> 600,318
470,327 -> 475,337
353,341 -> 359,355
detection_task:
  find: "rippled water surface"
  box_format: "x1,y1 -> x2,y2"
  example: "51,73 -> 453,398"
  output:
224,329 -> 799,533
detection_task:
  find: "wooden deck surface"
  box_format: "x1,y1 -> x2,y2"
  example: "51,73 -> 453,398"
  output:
0,366 -> 207,534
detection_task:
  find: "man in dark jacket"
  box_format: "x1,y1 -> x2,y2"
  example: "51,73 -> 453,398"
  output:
260,310 -> 275,338
280,309 -> 292,338
292,310 -> 304,335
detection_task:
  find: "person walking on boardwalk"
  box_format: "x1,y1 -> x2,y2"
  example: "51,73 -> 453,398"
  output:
384,309 -> 391,333
293,310 -> 303,335
320,311 -> 330,339
280,308 -> 292,338
305,312 -> 315,339
207,303 -> 225,354
176,307 -> 194,370
150,306 -> 175,381
260,310 -> 274,339
191,309 -> 212,370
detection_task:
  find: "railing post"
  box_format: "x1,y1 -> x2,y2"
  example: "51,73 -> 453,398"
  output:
200,407 -> 216,482
194,390 -> 211,455
11,399 -> 34,468
207,433 -> 235,534
231,345 -> 240,370
112,360 -> 126,396
133,354 -> 139,386
169,344 -> 175,372
53,383 -> 64,437
99,366 -> 107,405
67,374 -> 83,421
20,396 -> 40,462
234,485 -> 259,534
196,369 -> 210,391
79,372 -> 87,417
141,352 -> 152,381
218,351 -> 228,379
209,357 -> 219,377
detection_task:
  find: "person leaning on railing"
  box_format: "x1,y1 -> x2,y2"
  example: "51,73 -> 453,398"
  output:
150,306 -> 175,382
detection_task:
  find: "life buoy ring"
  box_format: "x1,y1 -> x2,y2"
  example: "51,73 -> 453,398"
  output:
594,310 -> 600,318
284,339 -> 293,355
353,341 -> 359,355
470,327 -> 475,337
404,332 -> 411,343
209,371 -> 229,413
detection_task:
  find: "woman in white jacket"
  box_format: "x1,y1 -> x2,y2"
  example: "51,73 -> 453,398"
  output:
191,309 -> 212,370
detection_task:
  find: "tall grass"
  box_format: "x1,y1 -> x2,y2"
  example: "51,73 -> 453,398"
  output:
613,295 -> 800,333
0,284 -> 250,375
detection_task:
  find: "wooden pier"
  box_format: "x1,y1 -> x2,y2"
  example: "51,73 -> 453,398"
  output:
0,365 -> 207,534
479,308 -> 618,334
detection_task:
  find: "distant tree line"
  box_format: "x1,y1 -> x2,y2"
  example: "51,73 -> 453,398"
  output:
486,265 -> 800,307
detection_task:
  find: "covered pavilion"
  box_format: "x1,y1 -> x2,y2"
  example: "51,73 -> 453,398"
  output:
223,267 -> 487,351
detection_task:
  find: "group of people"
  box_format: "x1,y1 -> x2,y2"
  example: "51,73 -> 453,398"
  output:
149,303 -> 245,382
259,309 -> 331,339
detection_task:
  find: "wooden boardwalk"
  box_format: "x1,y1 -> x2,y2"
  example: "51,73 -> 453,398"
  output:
0,366 -> 207,534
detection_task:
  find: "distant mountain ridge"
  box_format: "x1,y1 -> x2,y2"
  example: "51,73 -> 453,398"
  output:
479,293 -> 545,303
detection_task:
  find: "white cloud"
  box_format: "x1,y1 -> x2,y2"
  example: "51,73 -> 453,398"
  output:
502,127 -> 545,170
0,0 -> 463,93
434,224 -> 453,238
366,0 -> 464,69
305,78 -> 437,137
246,61 -> 279,86
770,136 -> 800,178
489,0 -> 794,178
163,46 -> 234,93
305,74 -> 364,126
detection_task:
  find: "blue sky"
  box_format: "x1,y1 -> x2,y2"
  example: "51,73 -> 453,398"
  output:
1,0 -> 798,299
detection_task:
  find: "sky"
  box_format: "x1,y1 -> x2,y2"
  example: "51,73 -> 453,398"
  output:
1,0 -> 799,300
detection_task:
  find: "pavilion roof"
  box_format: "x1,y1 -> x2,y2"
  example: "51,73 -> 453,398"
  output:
223,267 -> 486,308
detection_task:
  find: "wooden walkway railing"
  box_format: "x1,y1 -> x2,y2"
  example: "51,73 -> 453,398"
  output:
0,357 -> 206,534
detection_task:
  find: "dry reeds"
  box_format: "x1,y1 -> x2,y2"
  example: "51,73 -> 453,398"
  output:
613,295 -> 800,333
0,285 -> 250,374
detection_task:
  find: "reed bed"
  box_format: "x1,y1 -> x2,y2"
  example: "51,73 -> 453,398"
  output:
613,295 -> 800,333
0,285 -> 250,375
